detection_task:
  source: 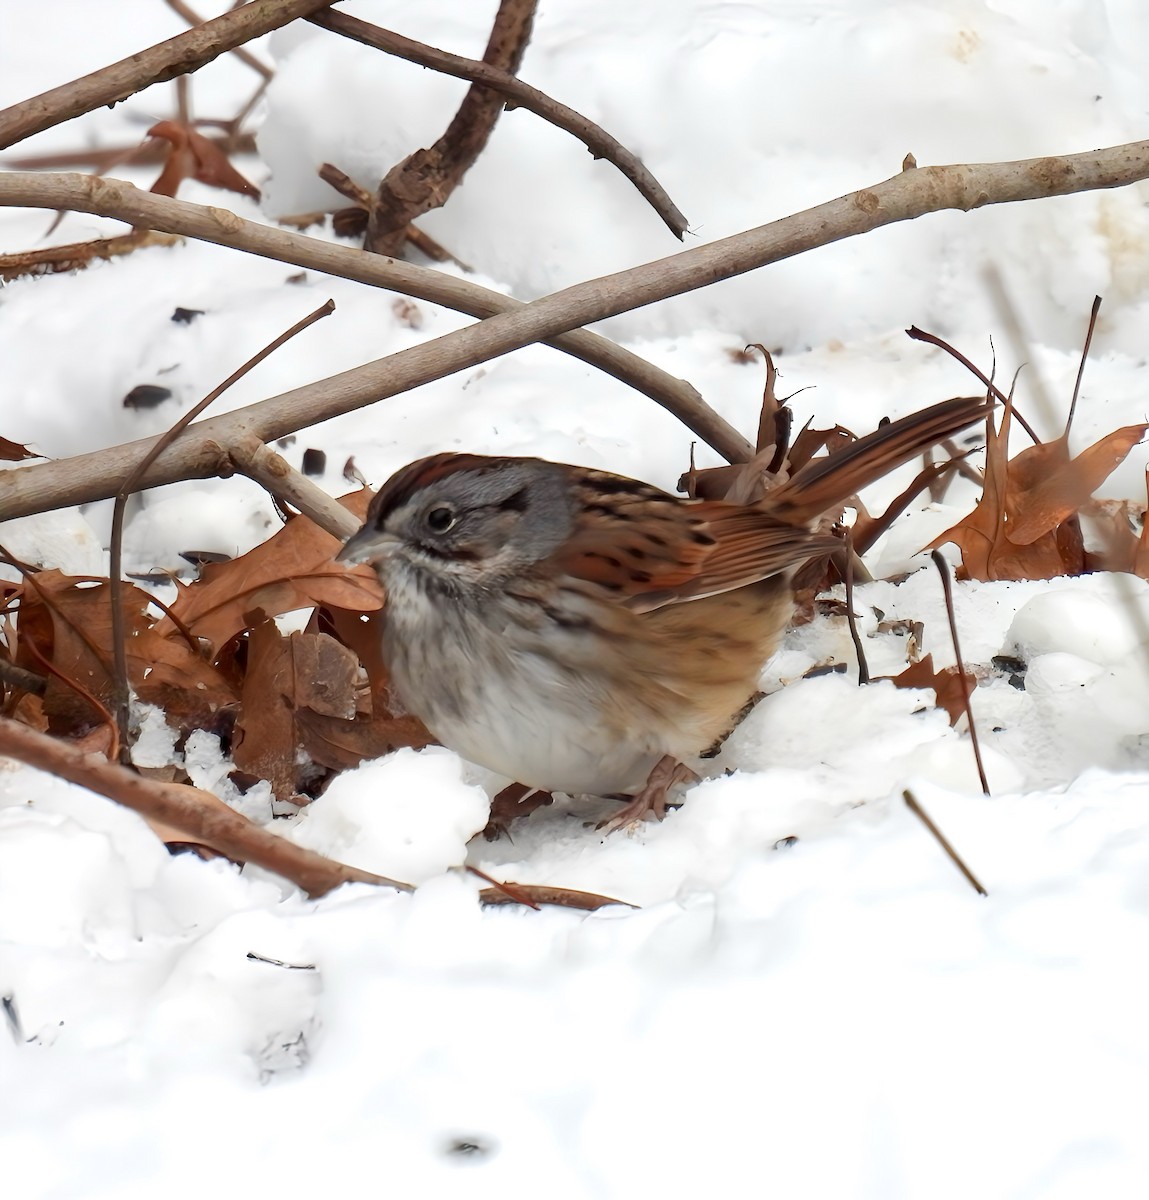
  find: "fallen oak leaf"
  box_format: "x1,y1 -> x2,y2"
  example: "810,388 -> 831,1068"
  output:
232,618 -> 298,802
232,619 -> 430,798
12,569 -> 236,737
147,119 -> 261,200
155,489 -> 384,657
0,436 -> 38,461
929,398 -> 1085,580
931,382 -> 1148,580
127,624 -> 239,733
14,572 -> 135,735
295,706 -> 434,774
1006,422 -> 1149,545
883,653 -> 977,726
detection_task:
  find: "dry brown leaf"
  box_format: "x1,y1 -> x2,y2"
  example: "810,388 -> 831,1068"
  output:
1007,423 -> 1148,545
885,653 -> 976,726
155,491 -> 384,657
232,619 -> 427,798
296,706 -> 434,773
232,619 -> 297,801
0,437 -> 37,461
13,570 -> 235,736
147,120 -> 260,200
14,572 -> 132,731
1082,476 -> 1149,578
128,624 -> 238,732
933,401 -> 1148,581
7,692 -> 48,731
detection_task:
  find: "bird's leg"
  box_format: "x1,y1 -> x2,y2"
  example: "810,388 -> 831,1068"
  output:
597,755 -> 700,833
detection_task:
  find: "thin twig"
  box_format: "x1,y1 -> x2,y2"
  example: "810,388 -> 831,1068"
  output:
930,550 -> 989,795
318,161 -> 373,208
843,532 -> 869,685
904,788 -> 988,896
308,7 -> 689,239
1066,295 -> 1102,438
108,301 -> 335,761
0,657 -> 47,697
364,0 -> 538,255
5,138 -> 1149,519
0,0 -> 337,151
0,715 -> 412,897
465,864 -> 541,910
229,435 -> 360,538
0,230 -> 183,281
981,264 -> 1061,438
906,326 -> 1041,445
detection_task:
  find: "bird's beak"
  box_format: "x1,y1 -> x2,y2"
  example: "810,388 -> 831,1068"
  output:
336,526 -> 401,566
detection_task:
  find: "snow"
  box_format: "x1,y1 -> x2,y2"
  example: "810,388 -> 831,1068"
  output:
2,1 -> 1149,1196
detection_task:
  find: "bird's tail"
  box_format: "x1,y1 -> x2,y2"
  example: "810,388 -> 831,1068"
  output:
766,394 -> 991,524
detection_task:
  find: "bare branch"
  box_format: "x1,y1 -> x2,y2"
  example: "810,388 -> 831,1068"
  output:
3,138 -> 1149,520
165,0 -> 275,80
230,434 -> 360,538
365,0 -> 537,254
0,172 -> 748,498
309,7 -> 689,239
0,0 -> 337,151
904,788 -> 988,896
0,715 -> 412,898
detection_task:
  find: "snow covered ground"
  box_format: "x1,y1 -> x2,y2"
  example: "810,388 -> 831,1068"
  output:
3,2 -> 1149,1196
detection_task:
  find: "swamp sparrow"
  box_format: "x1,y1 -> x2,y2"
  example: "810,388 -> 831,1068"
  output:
339,395 -> 988,827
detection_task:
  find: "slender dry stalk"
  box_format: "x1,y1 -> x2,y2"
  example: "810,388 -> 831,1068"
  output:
107,301 -> 335,759
904,788 -> 988,896
930,550 -> 990,795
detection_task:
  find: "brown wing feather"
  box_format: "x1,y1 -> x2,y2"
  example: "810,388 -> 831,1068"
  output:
552,469 -> 837,614
768,394 -> 991,522
550,395 -> 990,614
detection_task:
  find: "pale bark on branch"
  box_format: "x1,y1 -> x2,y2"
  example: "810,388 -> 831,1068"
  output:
0,715 -> 409,898
365,0 -> 537,255
0,171 -> 748,466
2,139 -> 1149,523
307,7 -> 689,239
0,0 -> 338,152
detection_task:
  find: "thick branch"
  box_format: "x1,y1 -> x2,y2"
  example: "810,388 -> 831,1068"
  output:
365,0 -> 536,254
308,8 -> 688,240
0,172 -> 747,465
3,140 -> 1149,520
165,0 -> 275,81
231,434 -> 360,538
0,0 -> 337,152
0,716 -> 410,898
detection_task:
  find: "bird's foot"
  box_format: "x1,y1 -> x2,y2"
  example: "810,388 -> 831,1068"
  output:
596,755 -> 699,833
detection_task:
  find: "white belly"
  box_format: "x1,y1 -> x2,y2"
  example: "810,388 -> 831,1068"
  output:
381,569 -> 664,795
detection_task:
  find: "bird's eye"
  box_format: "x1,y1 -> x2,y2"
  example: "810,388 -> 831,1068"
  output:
426,505 -> 456,533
